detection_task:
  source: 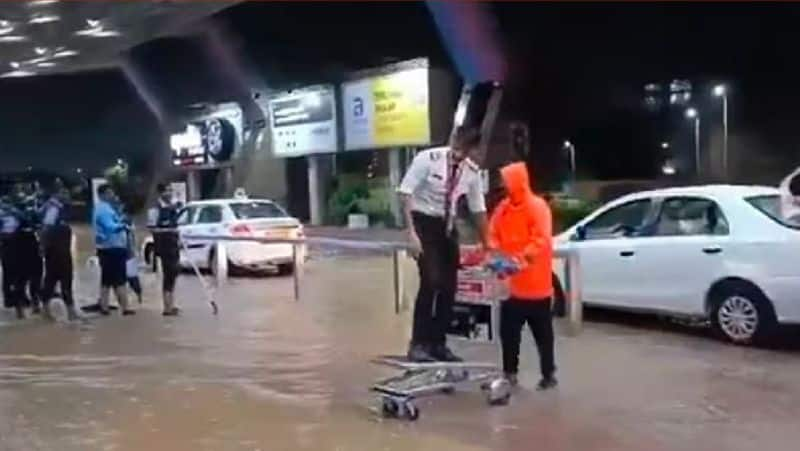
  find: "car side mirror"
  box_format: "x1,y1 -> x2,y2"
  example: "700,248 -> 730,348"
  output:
572,225 -> 587,241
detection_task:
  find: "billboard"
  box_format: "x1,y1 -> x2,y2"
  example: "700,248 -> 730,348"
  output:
268,86 -> 337,157
342,66 -> 430,150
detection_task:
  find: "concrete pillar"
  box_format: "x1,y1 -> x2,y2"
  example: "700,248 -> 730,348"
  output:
187,171 -> 201,201
307,155 -> 323,226
221,167 -> 234,197
388,148 -> 403,227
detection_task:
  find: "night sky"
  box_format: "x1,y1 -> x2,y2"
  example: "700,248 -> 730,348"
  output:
2,2 -> 800,184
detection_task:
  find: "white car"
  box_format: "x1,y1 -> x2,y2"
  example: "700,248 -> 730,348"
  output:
143,198 -> 304,275
554,185 -> 800,344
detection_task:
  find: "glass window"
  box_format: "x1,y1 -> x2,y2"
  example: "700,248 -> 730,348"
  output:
653,197 -> 729,236
196,206 -> 223,224
747,195 -> 800,229
177,207 -> 196,226
582,199 -> 652,239
229,202 -> 287,219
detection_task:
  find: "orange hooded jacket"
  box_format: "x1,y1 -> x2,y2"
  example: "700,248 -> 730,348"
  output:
488,162 -> 554,301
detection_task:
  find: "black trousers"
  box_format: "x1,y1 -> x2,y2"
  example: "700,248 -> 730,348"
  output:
1,235 -> 15,308
154,232 -> 179,292
42,246 -> 74,308
411,212 -> 459,347
8,231 -> 42,308
501,298 -> 556,378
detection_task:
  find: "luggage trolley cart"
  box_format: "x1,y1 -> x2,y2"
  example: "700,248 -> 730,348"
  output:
371,246 -> 511,421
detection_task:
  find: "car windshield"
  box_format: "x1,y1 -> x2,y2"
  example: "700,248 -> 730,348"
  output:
746,195 -> 800,229
230,202 -> 288,219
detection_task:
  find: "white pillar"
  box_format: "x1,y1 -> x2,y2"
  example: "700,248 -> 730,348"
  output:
388,148 -> 402,227
307,155 -> 322,226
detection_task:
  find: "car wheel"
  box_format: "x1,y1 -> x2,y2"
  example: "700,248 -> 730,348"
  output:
277,263 -> 295,276
710,282 -> 777,345
552,274 -> 567,318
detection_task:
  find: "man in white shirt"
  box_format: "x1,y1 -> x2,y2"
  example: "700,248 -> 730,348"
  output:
398,127 -> 489,362
779,167 -> 800,225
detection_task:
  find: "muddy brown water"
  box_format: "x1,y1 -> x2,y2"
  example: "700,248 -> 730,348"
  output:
2,244 -> 800,450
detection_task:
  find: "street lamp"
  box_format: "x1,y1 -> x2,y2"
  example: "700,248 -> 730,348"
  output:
563,140 -> 576,177
713,84 -> 729,179
662,161 -> 677,176
685,107 -> 701,176
661,142 -> 670,150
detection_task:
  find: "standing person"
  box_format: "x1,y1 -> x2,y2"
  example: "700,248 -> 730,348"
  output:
397,127 -> 489,362
488,161 -> 557,391
147,183 -> 181,316
39,186 -> 79,321
16,185 -> 43,314
93,184 -> 135,316
0,195 -> 21,316
123,218 -> 143,305
779,166 -> 800,225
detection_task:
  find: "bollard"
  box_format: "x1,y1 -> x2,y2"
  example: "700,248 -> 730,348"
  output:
565,250 -> 583,335
392,249 -> 406,314
292,242 -> 301,301
213,241 -> 228,286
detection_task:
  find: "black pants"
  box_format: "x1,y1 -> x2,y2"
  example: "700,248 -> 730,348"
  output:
128,277 -> 142,296
411,212 -> 459,347
154,233 -> 179,292
501,298 -> 556,378
1,235 -> 15,308
19,231 -> 42,305
42,246 -> 74,308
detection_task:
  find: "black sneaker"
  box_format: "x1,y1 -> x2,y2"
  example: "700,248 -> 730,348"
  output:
162,308 -> 180,317
537,376 -> 558,391
431,345 -> 463,362
122,310 -> 136,316
407,344 -> 436,362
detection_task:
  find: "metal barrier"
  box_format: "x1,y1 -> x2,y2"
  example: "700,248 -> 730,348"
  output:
153,232 -> 583,333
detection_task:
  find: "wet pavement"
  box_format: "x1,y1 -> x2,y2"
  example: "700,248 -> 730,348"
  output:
2,233 -> 800,450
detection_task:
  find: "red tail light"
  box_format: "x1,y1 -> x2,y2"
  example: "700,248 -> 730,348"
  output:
230,224 -> 252,236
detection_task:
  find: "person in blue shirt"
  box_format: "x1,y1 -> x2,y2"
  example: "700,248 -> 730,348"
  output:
93,184 -> 134,316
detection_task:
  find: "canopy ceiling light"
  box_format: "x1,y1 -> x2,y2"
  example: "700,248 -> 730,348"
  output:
28,14 -> 60,24
1,69 -> 36,78
0,35 -> 28,43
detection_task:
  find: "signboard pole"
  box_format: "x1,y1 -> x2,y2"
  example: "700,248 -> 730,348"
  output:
307,155 -> 322,226
388,148 -> 403,227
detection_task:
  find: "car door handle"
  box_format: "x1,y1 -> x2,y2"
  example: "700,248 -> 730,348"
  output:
619,250 -> 635,257
702,246 -> 722,255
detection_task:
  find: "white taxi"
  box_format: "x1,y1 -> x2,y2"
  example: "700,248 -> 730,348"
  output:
554,185 -> 800,345
143,195 -> 304,275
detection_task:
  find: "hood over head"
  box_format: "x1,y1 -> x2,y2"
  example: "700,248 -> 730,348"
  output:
500,161 -> 533,204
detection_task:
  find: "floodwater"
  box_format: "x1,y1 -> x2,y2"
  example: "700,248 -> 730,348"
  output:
2,247 -> 800,450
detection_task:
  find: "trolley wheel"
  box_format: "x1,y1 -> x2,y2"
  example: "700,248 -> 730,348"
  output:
486,378 -> 511,406
381,397 -> 399,418
402,400 -> 420,421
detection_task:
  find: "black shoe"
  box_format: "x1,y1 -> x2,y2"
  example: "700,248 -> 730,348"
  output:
431,344 -> 463,362
122,310 -> 136,316
537,376 -> 558,391
407,344 -> 436,362
162,308 -> 180,317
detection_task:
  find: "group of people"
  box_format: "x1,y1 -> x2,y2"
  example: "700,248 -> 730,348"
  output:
399,126 -> 558,390
0,179 -> 183,321
0,180 -> 77,321
91,182 -> 182,317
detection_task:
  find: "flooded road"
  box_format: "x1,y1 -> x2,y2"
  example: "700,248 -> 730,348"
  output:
2,250 -> 800,450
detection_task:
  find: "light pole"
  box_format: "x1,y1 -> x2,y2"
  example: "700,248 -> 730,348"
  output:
685,108 -> 700,176
713,84 -> 728,179
563,140 -> 576,178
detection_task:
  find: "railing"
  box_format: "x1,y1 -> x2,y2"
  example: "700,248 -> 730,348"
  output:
151,231 -> 583,333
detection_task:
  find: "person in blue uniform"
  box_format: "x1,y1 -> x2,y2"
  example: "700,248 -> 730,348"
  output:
39,183 -> 78,321
147,183 -> 182,316
0,195 -> 20,312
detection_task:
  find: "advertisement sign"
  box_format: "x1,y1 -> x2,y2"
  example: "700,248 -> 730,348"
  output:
170,123 -> 206,167
342,66 -> 430,150
268,87 -> 337,157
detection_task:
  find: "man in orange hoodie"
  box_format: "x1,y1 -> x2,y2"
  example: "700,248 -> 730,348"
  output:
488,161 -> 557,390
